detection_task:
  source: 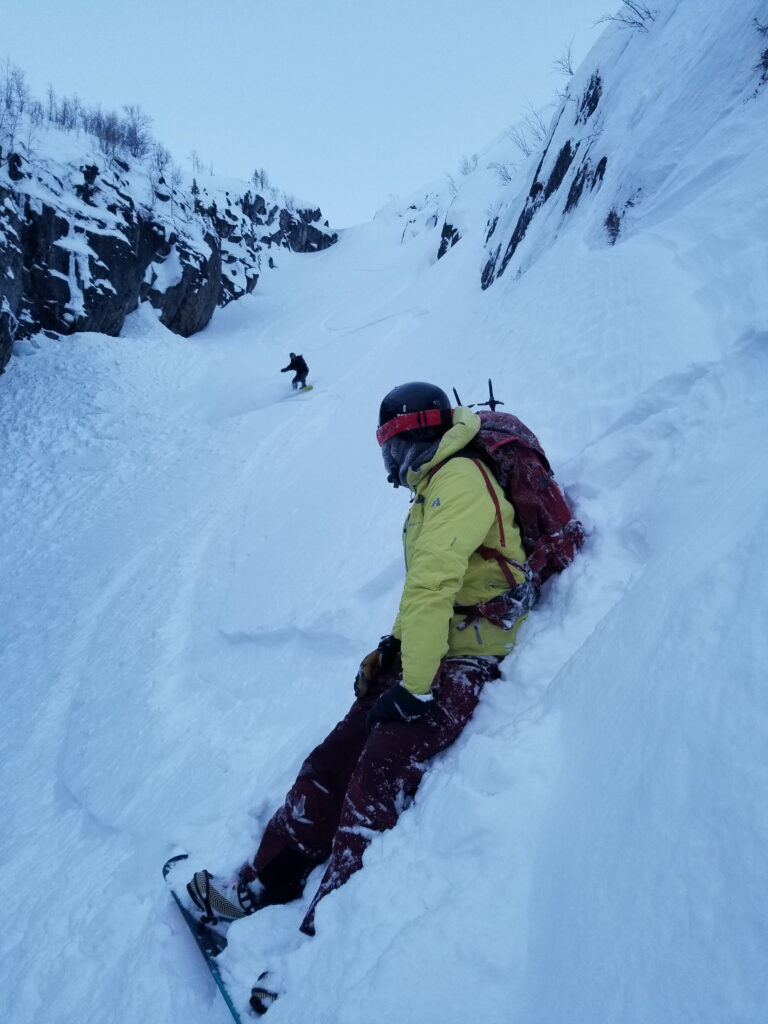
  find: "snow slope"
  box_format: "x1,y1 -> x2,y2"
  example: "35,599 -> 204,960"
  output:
2,2 -> 768,1022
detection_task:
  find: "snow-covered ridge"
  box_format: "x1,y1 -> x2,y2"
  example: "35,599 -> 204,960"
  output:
0,122 -> 337,372
478,2 -> 767,290
375,1 -> 767,305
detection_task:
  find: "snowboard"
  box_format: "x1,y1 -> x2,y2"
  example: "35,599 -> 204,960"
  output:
292,384 -> 313,393
163,854 -> 246,1023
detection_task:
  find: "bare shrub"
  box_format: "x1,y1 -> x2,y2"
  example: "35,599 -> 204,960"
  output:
524,105 -> 548,143
506,123 -> 532,156
459,153 -> 478,175
506,103 -> 549,158
552,42 -> 575,76
598,2 -> 656,31
488,160 -> 517,185
605,208 -> 621,243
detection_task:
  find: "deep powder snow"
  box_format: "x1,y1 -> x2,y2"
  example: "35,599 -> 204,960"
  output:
2,3 -> 768,1022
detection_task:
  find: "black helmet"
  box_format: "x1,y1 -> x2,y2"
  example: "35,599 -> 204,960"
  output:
377,382 -> 453,446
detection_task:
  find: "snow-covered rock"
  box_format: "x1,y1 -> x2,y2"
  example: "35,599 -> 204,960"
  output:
0,128 -> 337,371
479,3 -> 768,290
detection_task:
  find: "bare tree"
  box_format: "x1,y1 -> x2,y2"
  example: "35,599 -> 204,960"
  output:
168,162 -> 184,220
252,166 -> 271,191
504,103 -> 548,159
45,83 -> 57,122
552,41 -> 575,76
79,103 -> 96,135
597,2 -> 656,31
152,141 -> 171,174
59,95 -> 72,129
0,61 -> 29,151
0,61 -> 12,136
190,149 -> 204,176
22,98 -> 44,156
585,111 -> 606,146
50,92 -> 81,131
523,103 -> 548,144
123,104 -> 153,159
28,98 -> 44,127
147,141 -> 171,206
97,110 -> 122,155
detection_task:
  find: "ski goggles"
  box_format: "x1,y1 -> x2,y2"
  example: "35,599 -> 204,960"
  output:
376,408 -> 451,446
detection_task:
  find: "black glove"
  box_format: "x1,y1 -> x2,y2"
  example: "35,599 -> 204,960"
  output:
366,683 -> 432,732
377,634 -> 402,669
354,635 -> 402,698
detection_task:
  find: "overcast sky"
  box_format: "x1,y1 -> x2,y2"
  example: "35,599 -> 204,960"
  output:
3,0 -> 612,226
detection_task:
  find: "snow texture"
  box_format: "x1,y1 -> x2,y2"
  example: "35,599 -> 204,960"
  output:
1,2 -> 768,1022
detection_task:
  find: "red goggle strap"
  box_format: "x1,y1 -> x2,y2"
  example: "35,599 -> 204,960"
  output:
376,408 -> 450,446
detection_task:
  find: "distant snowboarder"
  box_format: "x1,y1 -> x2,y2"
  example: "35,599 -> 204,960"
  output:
280,352 -> 309,390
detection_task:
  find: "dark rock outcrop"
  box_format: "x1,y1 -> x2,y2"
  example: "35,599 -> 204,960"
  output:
437,222 -> 461,260
0,181 -> 24,371
141,229 -> 222,337
481,73 -> 608,289
279,207 -> 335,253
0,142 -> 338,370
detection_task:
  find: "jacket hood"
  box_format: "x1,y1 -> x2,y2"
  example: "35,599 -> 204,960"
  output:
404,406 -> 481,491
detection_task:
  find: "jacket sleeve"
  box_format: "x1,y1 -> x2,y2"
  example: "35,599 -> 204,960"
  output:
393,459 -> 498,694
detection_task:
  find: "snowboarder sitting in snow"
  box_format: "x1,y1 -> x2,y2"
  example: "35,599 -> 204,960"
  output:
186,382 -> 537,938
280,352 -> 309,390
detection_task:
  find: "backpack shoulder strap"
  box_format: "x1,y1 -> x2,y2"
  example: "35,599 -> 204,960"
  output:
428,455 -> 525,589
428,453 -> 503,539
467,457 -> 506,547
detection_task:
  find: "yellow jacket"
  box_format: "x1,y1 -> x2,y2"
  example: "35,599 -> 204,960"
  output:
392,407 -> 527,694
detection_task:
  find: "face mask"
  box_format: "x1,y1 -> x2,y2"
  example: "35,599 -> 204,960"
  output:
381,435 -> 441,488
381,438 -> 402,486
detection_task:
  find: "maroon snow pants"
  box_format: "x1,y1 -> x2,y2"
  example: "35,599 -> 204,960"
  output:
246,654 -> 501,934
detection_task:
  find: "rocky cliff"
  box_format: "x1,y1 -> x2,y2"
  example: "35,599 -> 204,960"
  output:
0,134 -> 337,373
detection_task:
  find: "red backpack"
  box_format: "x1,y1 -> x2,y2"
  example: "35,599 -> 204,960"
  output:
472,410 -> 583,587
445,409 -> 584,593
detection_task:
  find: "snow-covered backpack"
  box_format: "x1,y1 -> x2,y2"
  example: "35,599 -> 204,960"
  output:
464,410 -> 584,592
428,398 -> 583,605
